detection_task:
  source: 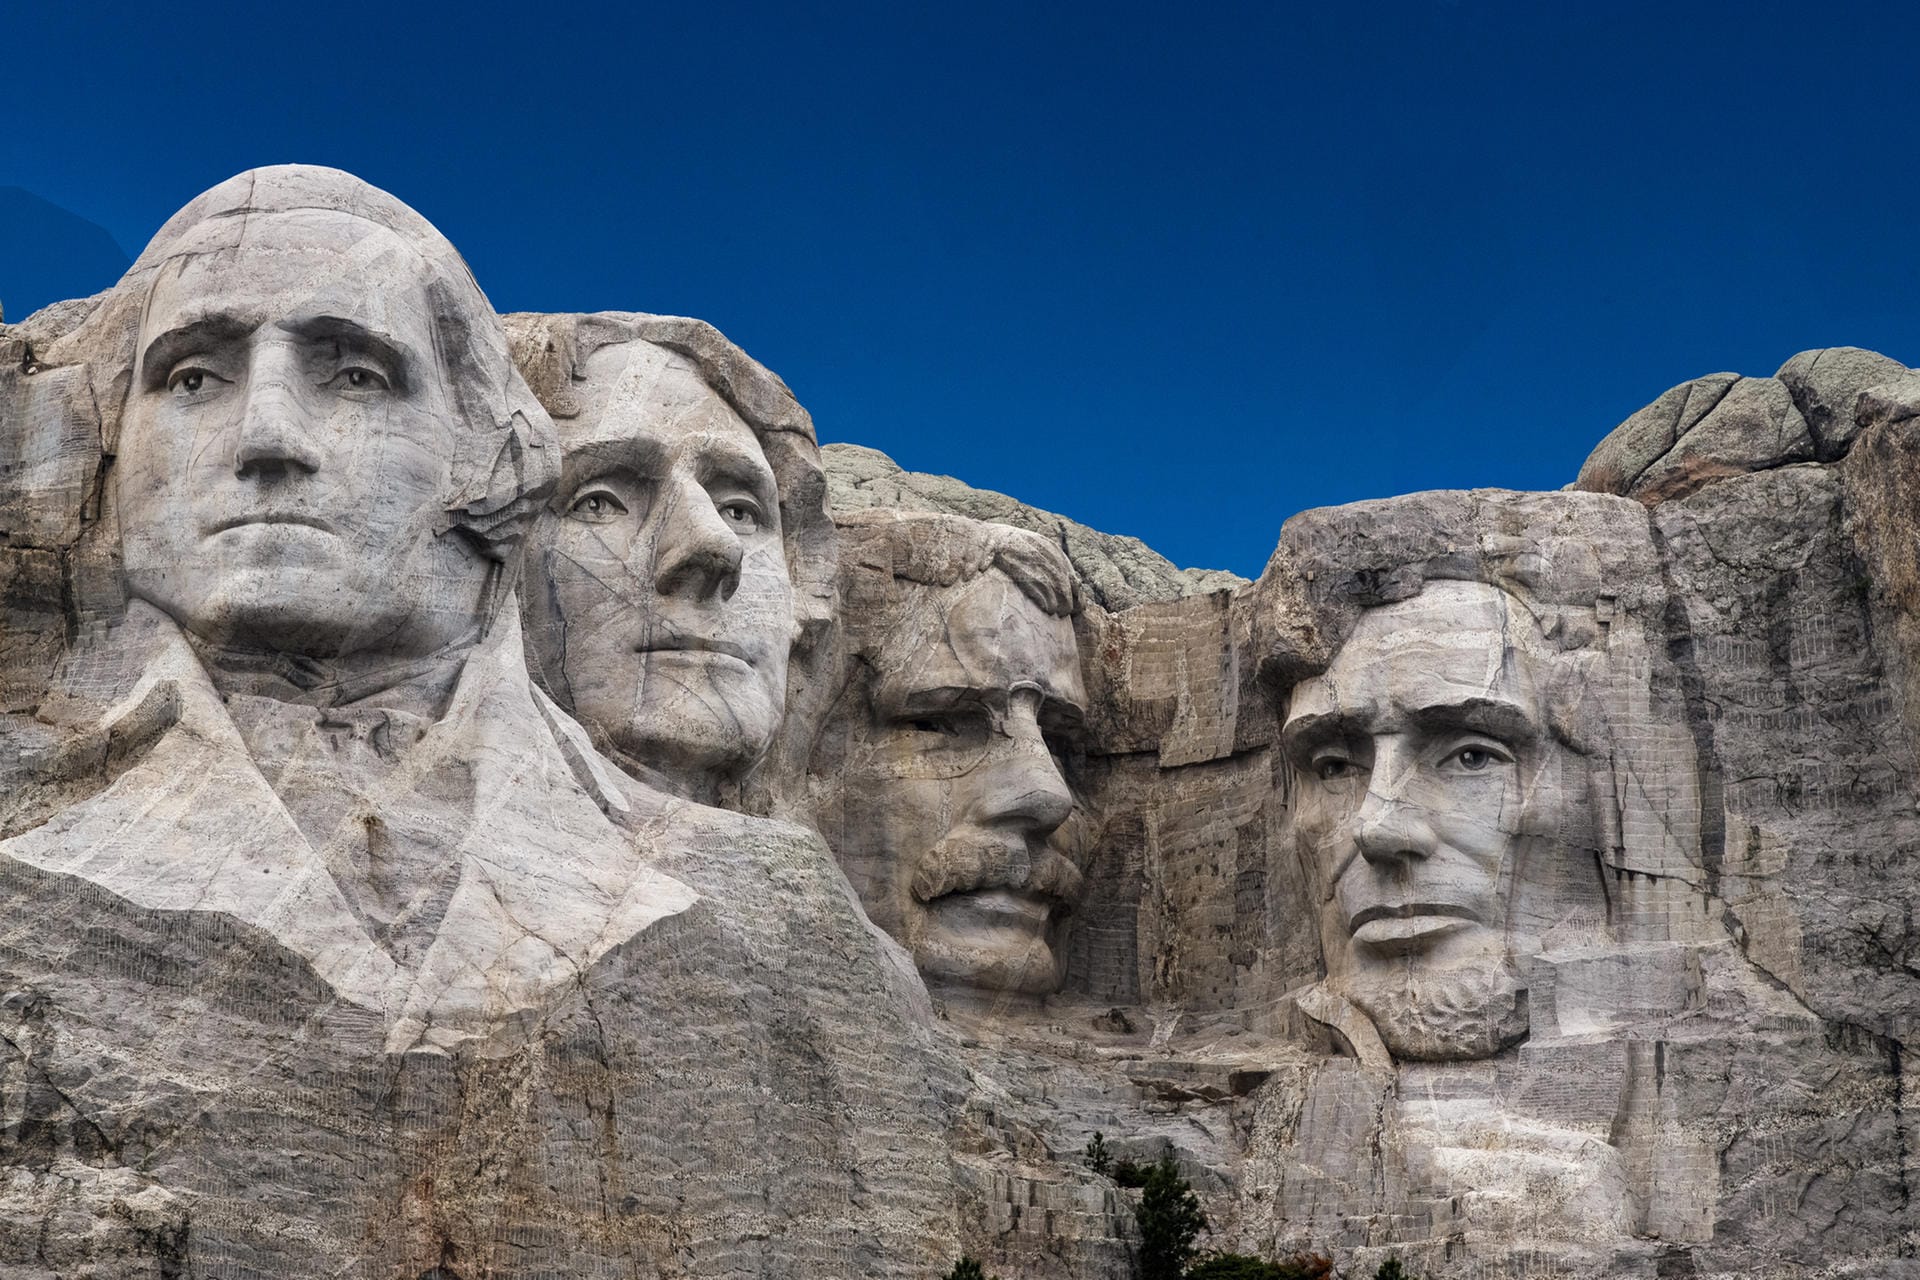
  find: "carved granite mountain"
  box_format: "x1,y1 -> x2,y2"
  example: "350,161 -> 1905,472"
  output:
3,168 -> 1917,1280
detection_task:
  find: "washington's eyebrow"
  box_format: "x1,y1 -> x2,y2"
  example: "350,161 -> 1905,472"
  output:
139,314 -> 256,387
1407,697 -> 1541,744
278,315 -> 416,391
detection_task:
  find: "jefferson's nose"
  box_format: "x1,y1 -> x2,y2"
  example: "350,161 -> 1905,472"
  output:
234,347 -> 321,479
653,475 -> 742,602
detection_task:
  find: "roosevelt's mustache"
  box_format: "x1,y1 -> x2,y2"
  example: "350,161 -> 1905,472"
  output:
910,833 -> 1085,910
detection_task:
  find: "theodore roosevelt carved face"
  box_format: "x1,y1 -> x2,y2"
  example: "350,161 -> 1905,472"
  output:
522,339 -> 795,798
1283,579 -> 1596,1059
810,515 -> 1089,999
115,209 -> 495,662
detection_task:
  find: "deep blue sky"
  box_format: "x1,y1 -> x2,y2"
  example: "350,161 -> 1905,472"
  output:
6,2 -> 1918,577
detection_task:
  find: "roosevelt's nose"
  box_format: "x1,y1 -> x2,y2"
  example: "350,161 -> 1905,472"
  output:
653,475 -> 743,602
976,693 -> 1074,839
233,345 -> 321,480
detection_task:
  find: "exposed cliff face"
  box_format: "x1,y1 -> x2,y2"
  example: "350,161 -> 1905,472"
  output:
4,168 -> 1918,1279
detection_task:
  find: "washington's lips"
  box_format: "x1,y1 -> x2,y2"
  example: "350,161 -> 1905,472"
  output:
1347,902 -> 1482,947
207,513 -> 337,535
635,634 -> 752,664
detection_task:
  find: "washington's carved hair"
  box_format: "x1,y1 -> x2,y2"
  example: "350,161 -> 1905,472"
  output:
50,164 -> 560,563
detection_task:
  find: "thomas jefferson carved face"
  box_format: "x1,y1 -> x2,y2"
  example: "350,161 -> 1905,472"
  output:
822,569 -> 1087,998
524,341 -> 794,793
115,211 -> 490,660
1283,580 -> 1594,1059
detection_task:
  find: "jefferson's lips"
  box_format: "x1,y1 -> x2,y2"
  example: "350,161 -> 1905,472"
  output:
208,514 -> 337,535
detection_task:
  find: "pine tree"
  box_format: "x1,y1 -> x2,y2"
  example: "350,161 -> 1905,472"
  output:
1374,1256 -> 1417,1280
941,1257 -> 991,1280
1085,1129 -> 1112,1174
1134,1155 -> 1208,1280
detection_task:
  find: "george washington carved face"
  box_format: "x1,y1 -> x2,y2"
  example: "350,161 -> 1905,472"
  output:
115,210 -> 495,662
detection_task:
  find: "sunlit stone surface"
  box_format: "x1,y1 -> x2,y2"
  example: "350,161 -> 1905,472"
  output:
1,166 -> 1916,1278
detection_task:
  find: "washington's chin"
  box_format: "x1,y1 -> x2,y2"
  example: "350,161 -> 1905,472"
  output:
912,892 -> 1065,996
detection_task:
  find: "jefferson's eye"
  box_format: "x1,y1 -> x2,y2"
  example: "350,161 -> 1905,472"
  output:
568,490 -> 630,523
717,500 -> 761,534
167,366 -> 226,396
323,365 -> 391,394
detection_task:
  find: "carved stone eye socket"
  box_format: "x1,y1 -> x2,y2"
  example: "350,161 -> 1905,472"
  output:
717,500 -> 761,534
568,490 -> 629,523
1315,757 -> 1354,781
1455,747 -> 1495,771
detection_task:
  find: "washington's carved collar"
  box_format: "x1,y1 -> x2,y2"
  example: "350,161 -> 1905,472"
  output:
183,626 -> 483,722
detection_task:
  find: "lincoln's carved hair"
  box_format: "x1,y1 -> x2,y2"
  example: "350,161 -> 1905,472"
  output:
1253,487 -> 1704,929
51,164 -> 559,561
504,310 -> 840,650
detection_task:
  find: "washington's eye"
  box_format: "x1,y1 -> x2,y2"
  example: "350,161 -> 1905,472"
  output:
717,499 -> 761,534
167,366 -> 225,396
568,490 -> 630,523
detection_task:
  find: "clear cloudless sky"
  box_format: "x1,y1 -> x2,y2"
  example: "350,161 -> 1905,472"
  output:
5,1 -> 1919,578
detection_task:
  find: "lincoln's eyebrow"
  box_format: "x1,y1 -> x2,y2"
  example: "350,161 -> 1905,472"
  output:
694,435 -> 779,507
1280,709 -> 1365,754
278,315 -> 417,391
558,434 -> 670,486
138,314 -> 256,388
1407,697 -> 1541,745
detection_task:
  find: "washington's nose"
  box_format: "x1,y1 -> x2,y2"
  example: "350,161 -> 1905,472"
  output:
653,477 -> 743,602
233,358 -> 321,480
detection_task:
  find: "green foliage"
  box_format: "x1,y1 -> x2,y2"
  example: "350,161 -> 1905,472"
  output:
1085,1130 -> 1112,1175
1373,1256 -> 1419,1280
940,1257 -> 992,1280
1187,1253 -> 1333,1280
1134,1155 -> 1208,1280
1111,1157 -> 1148,1188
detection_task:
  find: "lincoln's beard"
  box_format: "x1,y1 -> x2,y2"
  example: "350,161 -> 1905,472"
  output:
1338,961 -> 1529,1062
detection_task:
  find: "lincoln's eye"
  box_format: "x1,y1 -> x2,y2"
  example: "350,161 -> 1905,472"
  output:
1315,758 -> 1352,781
1456,747 -> 1493,771
179,372 -> 203,393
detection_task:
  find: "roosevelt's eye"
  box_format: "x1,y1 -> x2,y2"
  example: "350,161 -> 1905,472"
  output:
1315,756 -> 1355,781
568,490 -> 630,523
717,499 -> 762,534
167,366 -> 227,396
326,365 -> 391,393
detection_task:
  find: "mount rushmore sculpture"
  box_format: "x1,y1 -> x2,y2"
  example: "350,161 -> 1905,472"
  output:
0,166 -> 1914,1278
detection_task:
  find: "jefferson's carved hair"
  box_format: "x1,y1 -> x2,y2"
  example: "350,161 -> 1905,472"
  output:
503,311 -> 839,649
52,164 -> 558,562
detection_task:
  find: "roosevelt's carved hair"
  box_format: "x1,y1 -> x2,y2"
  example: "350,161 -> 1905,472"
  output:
832,509 -> 1080,635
